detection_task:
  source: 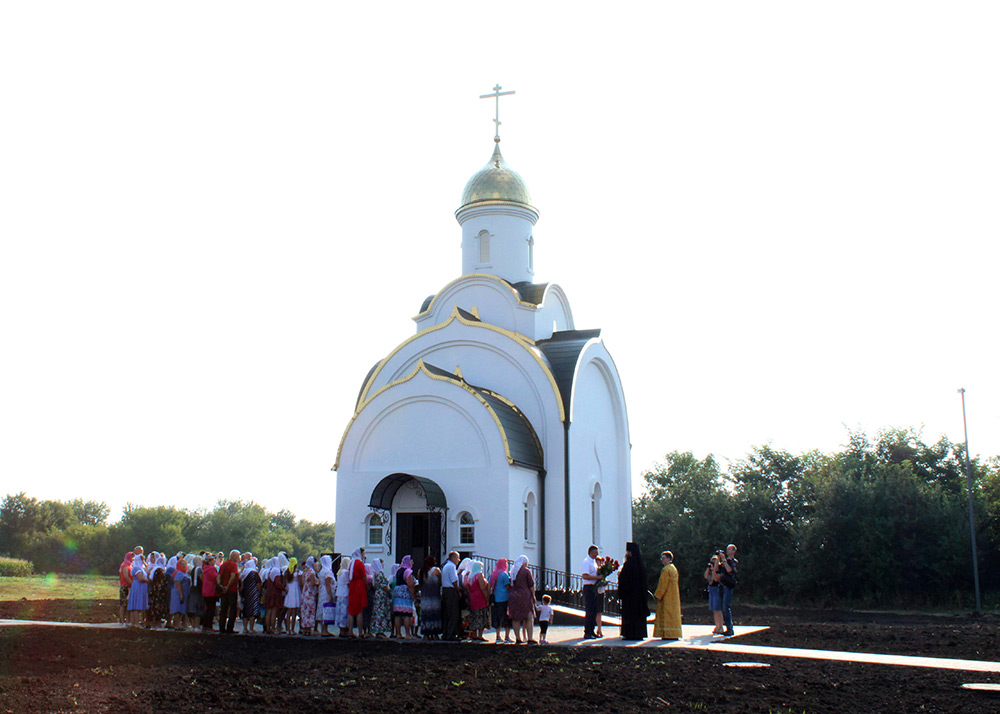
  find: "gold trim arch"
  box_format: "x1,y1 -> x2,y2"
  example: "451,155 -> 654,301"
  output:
334,361 -> 523,471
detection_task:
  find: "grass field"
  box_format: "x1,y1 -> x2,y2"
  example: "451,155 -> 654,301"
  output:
0,574 -> 118,601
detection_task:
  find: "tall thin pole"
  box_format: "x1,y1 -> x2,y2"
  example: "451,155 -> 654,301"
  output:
958,388 -> 982,615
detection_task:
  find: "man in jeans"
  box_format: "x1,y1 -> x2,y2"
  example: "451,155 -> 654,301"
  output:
581,544 -> 602,639
217,549 -> 241,634
440,551 -> 461,640
720,543 -> 739,637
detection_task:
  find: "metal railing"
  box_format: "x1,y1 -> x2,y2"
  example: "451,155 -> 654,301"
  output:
476,555 -> 620,617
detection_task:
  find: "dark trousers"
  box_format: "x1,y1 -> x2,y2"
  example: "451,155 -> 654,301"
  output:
219,592 -> 238,633
583,584 -> 598,637
722,586 -> 734,634
202,596 -> 218,630
442,587 -> 460,640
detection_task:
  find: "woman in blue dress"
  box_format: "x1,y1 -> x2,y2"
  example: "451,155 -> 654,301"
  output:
170,559 -> 191,630
127,554 -> 149,628
489,558 -> 513,643
391,555 -> 417,639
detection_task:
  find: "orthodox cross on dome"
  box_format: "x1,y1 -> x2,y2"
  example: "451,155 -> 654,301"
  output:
479,84 -> 515,144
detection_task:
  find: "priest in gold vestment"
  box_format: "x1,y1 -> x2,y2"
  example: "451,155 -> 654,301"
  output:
653,551 -> 682,640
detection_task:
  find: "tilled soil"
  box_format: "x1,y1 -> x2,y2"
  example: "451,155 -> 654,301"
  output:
1,600 -> 998,713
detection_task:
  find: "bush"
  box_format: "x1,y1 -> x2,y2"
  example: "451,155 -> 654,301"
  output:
0,556 -> 34,576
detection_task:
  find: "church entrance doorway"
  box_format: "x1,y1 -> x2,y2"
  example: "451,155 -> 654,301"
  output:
368,473 -> 448,564
395,512 -> 442,568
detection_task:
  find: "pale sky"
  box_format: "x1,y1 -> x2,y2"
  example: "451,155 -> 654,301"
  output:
2,3 -> 997,526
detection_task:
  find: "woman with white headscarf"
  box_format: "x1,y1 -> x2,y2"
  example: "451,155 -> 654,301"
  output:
335,557 -> 352,635
240,557 -> 261,635
148,554 -> 170,629
186,555 -> 206,629
317,555 -> 336,637
264,557 -> 285,634
368,558 -> 392,637
299,556 -> 318,636
507,555 -> 537,644
127,553 -> 149,627
467,561 -> 491,641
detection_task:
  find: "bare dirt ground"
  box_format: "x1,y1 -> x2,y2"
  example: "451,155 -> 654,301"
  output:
1,599 -> 998,713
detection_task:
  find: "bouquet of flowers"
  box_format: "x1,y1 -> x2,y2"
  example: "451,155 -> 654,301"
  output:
595,556 -> 620,594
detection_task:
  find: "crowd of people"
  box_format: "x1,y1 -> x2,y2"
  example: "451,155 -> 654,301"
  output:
117,547 -> 555,644
117,541 -> 737,644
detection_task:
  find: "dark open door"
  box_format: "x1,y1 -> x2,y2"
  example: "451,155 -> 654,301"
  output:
396,512 -> 443,567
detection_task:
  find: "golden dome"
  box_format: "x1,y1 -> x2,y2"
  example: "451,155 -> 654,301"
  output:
459,143 -> 534,210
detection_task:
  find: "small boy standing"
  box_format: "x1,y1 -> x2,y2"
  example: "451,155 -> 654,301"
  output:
538,594 -> 554,645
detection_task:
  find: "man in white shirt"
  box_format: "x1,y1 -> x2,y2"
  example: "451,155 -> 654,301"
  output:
441,551 -> 461,640
581,545 -> 602,639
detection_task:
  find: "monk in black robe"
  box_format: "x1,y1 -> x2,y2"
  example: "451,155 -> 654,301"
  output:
618,542 -> 649,640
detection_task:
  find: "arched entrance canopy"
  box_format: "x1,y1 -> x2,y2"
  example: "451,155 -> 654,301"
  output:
369,473 -> 448,510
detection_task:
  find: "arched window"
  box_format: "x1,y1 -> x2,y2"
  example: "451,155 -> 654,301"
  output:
528,235 -> 534,274
478,230 -> 491,264
523,492 -> 536,543
367,513 -> 384,547
459,512 -> 475,545
591,483 -> 602,546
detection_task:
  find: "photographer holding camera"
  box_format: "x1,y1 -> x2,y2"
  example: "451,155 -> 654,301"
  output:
718,544 -> 738,637
704,554 -> 724,634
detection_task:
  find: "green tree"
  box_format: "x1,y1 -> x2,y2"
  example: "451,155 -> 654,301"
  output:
729,444 -> 818,601
68,499 -> 110,527
632,452 -> 736,599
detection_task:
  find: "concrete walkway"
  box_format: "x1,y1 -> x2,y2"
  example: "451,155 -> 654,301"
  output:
4,617 -> 1000,674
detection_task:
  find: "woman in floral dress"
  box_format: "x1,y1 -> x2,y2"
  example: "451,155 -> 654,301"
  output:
299,556 -> 318,635
148,555 -> 170,628
369,558 -> 392,637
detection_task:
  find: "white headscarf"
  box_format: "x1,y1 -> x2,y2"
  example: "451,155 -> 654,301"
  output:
240,558 -> 258,581
277,552 -> 289,573
318,555 -> 334,583
131,554 -> 145,577
269,557 -> 282,582
510,555 -> 529,582
166,555 -> 178,571
371,558 -> 384,578
336,559 -> 351,595
149,554 -> 167,579
350,547 -> 364,561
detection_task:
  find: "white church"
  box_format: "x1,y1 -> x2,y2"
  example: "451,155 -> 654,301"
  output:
333,89 -> 631,576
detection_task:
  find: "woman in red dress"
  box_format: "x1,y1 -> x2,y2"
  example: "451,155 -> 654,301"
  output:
347,548 -> 369,638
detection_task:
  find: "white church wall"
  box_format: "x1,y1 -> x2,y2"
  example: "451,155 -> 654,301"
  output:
353,396 -> 490,471
506,466 -> 542,562
368,320 -> 562,456
335,365 -> 517,558
458,205 -> 536,285
336,463 -> 511,561
413,274 -> 538,338
568,341 -> 632,564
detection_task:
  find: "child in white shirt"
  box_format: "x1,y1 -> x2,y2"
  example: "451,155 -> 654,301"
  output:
538,594 -> 554,645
